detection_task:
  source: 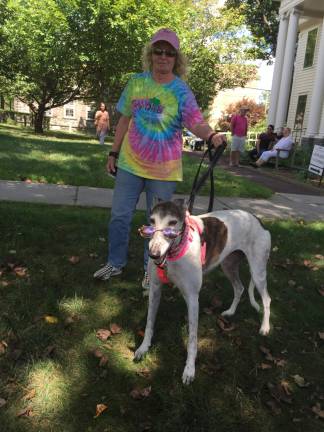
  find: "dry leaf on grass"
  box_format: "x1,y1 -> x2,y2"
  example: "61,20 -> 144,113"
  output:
13,266 -> 28,277
110,323 -> 122,334
259,363 -> 272,370
0,398 -> 6,408
43,315 -> 59,324
259,346 -> 275,362
99,355 -> 109,367
317,288 -> 324,297
312,403 -> 324,419
130,386 -> 152,400
0,340 -> 8,355
17,407 -> 33,417
280,380 -> 292,396
24,389 -> 36,401
94,403 -> 108,418
315,254 -> 324,260
136,368 -> 151,379
137,330 -> 145,338
203,308 -> 213,315
288,280 -> 296,287
68,256 -> 80,264
217,316 -> 235,332
292,374 -> 309,388
265,400 -> 281,415
267,382 -> 292,404
318,332 -> 324,340
0,280 -> 10,287
96,329 -> 111,341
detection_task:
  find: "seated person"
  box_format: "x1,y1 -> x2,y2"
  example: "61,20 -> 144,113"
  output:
248,124 -> 276,160
252,127 -> 293,167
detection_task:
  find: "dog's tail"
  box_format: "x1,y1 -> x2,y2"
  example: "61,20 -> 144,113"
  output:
248,279 -> 260,312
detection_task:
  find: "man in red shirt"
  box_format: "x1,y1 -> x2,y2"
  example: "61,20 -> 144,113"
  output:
229,107 -> 248,167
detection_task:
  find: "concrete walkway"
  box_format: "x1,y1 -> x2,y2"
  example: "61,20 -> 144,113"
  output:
1,180 -> 324,222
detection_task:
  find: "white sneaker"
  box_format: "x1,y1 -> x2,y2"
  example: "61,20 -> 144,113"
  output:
142,271 -> 150,296
93,263 -> 122,280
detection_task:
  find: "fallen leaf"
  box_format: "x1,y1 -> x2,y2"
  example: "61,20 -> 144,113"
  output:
292,374 -> 309,388
303,259 -> 312,267
94,403 -> 108,418
17,407 -> 33,417
96,329 -> 111,341
9,250 -> 16,254
318,332 -> 324,340
315,254 -> 324,260
0,398 -> 6,408
13,266 -> 28,277
259,363 -> 272,370
0,281 -> 10,287
89,253 -> 98,258
136,368 -> 151,378
288,280 -> 296,287
137,330 -> 145,338
110,323 -> 122,334
272,246 -> 278,252
274,358 -> 287,367
280,380 -> 292,396
43,315 -> 58,324
99,237 -> 106,242
312,403 -> 324,419
0,341 -> 8,355
317,288 -> 324,297
130,386 -> 152,400
68,256 -> 80,264
99,355 -> 109,367
24,389 -> 36,401
268,382 -> 292,404
217,316 -> 235,332
312,266 -> 319,271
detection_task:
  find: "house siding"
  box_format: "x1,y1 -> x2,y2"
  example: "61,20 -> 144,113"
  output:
286,21 -> 323,131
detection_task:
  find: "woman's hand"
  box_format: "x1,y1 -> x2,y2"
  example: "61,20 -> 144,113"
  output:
107,155 -> 117,174
211,133 -> 227,149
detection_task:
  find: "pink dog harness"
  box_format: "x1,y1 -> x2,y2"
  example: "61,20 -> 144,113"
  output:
156,214 -> 206,284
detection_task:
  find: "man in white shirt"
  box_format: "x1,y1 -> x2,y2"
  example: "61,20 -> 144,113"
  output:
252,127 -> 293,167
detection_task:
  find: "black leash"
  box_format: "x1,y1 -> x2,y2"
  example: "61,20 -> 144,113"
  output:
187,137 -> 227,214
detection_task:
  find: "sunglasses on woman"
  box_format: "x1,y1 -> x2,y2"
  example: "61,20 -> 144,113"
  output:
138,225 -> 182,239
152,47 -> 177,58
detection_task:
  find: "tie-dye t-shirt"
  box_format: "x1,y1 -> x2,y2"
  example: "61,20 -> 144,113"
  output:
116,72 -> 203,181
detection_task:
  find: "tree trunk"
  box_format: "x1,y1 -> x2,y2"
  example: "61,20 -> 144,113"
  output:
34,109 -> 45,133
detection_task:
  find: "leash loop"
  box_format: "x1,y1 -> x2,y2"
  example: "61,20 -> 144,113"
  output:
187,137 -> 226,213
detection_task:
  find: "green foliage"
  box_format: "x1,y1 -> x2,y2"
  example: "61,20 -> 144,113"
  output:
225,0 -> 280,61
217,97 -> 266,131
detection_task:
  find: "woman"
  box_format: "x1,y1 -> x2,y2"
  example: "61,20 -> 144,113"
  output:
94,102 -> 110,145
94,28 -> 225,291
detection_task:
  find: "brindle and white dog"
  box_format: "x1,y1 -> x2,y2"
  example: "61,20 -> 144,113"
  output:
134,200 -> 271,384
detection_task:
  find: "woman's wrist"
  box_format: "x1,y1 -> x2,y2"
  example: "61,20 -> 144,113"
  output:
108,151 -> 119,158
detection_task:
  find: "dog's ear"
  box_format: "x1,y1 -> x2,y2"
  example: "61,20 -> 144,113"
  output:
173,198 -> 187,211
151,196 -> 163,213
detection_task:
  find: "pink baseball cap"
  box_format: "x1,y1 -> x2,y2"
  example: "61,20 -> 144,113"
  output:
151,28 -> 180,51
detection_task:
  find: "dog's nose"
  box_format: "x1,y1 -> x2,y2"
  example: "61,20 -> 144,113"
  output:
149,252 -> 161,259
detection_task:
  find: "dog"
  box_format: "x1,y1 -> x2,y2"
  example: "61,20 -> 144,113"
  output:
134,199 -> 271,384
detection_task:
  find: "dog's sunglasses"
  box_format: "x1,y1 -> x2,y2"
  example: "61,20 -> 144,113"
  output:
138,225 -> 182,239
152,47 -> 177,58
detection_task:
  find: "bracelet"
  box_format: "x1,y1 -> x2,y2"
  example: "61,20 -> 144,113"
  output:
108,151 -> 119,158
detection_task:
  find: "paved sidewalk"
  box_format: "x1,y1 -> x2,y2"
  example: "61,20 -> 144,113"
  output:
1,180 -> 324,221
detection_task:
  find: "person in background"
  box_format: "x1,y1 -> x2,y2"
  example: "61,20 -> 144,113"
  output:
229,107 -> 248,167
252,127 -> 293,167
248,124 -> 276,161
94,102 -> 110,145
93,28 -> 225,293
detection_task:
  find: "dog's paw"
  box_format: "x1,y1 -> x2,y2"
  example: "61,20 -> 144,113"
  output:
259,324 -> 270,336
182,365 -> 195,385
221,308 -> 235,317
134,345 -> 148,361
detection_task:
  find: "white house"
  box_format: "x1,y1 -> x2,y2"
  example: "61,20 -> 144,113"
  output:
268,0 -> 324,150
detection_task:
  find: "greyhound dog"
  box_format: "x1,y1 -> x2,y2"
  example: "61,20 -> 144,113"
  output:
134,200 -> 271,384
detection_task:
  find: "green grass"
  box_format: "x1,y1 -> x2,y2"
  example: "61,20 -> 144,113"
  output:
0,124 -> 272,198
0,201 -> 323,432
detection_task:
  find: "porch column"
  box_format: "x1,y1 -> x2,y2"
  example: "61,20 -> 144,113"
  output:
267,13 -> 289,126
275,8 -> 301,130
307,20 -> 324,137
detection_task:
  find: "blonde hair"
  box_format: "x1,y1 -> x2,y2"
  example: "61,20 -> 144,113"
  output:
141,43 -> 187,79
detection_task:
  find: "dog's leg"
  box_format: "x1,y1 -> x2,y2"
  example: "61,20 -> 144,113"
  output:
246,247 -> 271,335
182,291 -> 199,385
248,278 -> 261,312
220,251 -> 245,317
134,275 -> 162,360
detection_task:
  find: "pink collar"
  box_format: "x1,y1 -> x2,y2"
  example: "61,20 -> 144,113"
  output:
156,213 -> 206,284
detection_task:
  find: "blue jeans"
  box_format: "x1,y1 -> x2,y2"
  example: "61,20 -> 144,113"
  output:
108,168 -> 177,270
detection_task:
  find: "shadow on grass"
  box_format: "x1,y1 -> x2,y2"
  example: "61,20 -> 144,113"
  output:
0,202 -> 323,431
